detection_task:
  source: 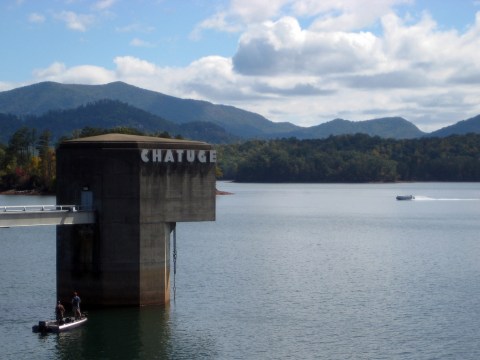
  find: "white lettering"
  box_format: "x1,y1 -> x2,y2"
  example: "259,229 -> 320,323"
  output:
198,150 -> 206,163
176,150 -> 184,162
140,149 -> 216,164
152,149 -> 162,162
141,149 -> 150,163
209,150 -> 217,163
164,150 -> 175,162
186,150 -> 195,162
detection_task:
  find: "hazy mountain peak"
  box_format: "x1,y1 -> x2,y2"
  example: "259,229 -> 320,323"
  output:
0,81 -> 478,142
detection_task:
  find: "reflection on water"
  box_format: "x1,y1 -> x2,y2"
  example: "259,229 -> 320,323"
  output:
55,307 -> 172,360
50,305 -> 218,360
3,184 -> 480,359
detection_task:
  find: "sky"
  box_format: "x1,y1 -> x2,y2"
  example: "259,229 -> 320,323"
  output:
1,0 -> 480,132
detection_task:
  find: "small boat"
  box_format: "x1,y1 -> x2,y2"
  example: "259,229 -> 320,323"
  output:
396,195 -> 414,200
32,315 -> 87,333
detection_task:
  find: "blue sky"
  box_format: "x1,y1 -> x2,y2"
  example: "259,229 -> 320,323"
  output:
1,0 -> 480,131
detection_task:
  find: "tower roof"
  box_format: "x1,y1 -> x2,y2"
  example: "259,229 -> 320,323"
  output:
59,133 -> 212,149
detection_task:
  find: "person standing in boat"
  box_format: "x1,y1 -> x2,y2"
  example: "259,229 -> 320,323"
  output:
72,292 -> 81,319
55,300 -> 65,322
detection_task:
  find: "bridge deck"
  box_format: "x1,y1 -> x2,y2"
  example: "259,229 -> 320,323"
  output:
0,205 -> 95,228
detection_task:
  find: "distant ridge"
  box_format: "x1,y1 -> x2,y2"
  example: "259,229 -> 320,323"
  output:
0,81 -> 300,139
0,81 -> 478,142
428,114 -> 480,137
0,99 -> 238,144
285,117 -> 425,139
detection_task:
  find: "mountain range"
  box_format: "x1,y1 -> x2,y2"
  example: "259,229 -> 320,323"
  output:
0,81 -> 479,143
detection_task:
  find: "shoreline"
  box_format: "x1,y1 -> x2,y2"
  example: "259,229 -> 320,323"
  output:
216,189 -> 233,195
1,188 -> 233,196
0,189 -> 51,196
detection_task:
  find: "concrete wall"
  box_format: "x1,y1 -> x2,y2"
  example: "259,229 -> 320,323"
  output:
56,134 -> 216,307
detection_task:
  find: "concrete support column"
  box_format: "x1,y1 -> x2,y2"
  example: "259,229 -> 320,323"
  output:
56,134 -> 215,307
139,222 -> 173,305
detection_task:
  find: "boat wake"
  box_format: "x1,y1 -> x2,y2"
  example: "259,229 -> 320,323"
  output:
413,195 -> 480,201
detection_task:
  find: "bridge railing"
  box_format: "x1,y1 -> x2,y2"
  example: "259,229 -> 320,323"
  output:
0,204 -> 96,227
0,205 -> 92,213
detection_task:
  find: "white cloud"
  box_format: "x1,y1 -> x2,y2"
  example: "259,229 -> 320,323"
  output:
54,11 -> 95,32
191,12 -> 241,40
176,56 -> 244,100
194,0 -> 412,35
93,0 -> 116,11
304,0 -> 413,31
213,8 -> 480,130
33,62 -> 115,84
33,62 -> 67,78
28,13 -> 45,24
0,81 -> 19,92
229,0 -> 288,23
27,7 -> 480,132
113,56 -> 157,77
130,38 -> 155,47
233,17 -> 381,76
194,0 -> 290,37
116,23 -> 155,33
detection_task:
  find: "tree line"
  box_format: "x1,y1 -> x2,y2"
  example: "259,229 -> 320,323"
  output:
0,127 -> 56,193
216,133 -> 480,182
2,128 -> 480,193
0,126 -> 180,193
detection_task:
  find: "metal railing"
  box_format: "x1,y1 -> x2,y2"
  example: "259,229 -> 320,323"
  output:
0,204 -> 96,227
0,205 -> 90,213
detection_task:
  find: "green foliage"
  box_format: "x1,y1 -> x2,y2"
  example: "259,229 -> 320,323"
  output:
3,81 -> 480,143
36,130 -> 56,192
2,129 -> 480,192
0,99 -> 238,144
216,134 -> 480,182
0,127 -> 54,192
27,99 -> 178,141
0,113 -> 19,143
0,126 -> 187,193
6,127 -> 36,168
0,81 -> 297,140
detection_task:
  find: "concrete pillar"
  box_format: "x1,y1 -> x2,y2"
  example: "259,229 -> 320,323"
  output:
56,134 -> 216,307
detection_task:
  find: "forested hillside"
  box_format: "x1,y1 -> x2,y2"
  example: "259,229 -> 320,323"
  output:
4,81 -> 478,140
0,99 -> 238,144
217,134 -> 480,182
428,114 -> 480,137
0,81 -> 299,139
288,117 -> 425,139
2,129 -> 480,193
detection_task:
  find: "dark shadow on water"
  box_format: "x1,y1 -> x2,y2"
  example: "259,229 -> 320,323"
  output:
55,306 -> 172,360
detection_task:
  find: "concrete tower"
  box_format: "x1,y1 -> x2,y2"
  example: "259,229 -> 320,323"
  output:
56,134 -> 216,307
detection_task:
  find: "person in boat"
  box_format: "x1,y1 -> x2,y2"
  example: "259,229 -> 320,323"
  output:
55,301 -> 65,322
72,292 -> 81,319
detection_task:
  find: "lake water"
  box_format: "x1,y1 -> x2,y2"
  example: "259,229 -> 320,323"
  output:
1,182 -> 480,359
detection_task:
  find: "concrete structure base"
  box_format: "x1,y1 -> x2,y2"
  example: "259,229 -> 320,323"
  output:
56,134 -> 215,307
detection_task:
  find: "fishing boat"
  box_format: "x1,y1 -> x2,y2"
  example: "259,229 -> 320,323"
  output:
396,195 -> 415,200
32,315 -> 87,333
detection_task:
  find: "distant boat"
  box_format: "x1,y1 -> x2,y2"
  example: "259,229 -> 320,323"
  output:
32,316 -> 87,333
396,195 -> 415,200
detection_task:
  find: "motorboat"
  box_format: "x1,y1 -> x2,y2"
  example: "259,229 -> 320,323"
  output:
396,195 -> 414,200
32,315 -> 87,333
